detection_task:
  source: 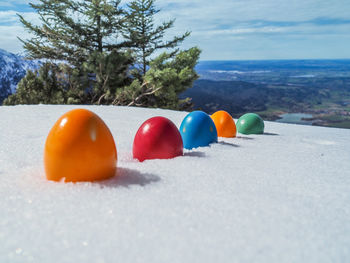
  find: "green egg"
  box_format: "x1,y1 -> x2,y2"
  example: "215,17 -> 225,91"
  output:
236,113 -> 264,135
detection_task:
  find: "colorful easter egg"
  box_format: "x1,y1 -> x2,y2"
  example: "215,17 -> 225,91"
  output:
133,116 -> 183,162
211,110 -> 237,138
180,111 -> 218,149
44,109 -> 117,182
236,113 -> 264,135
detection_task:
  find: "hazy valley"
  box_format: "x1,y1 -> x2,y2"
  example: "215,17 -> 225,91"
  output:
1,50 -> 350,128
183,60 -> 350,128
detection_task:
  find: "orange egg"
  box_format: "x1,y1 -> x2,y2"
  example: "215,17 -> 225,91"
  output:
211,110 -> 237,138
44,109 -> 117,182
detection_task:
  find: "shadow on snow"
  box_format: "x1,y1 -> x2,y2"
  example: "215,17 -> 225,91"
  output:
183,151 -> 206,158
97,167 -> 160,188
218,141 -> 240,147
264,132 -> 279,136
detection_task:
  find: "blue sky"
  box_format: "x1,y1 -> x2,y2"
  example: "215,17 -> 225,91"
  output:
1,0 -> 350,60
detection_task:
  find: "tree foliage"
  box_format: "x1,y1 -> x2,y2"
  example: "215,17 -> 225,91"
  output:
18,0 -> 131,104
19,0 -> 125,65
114,47 -> 200,109
3,62 -> 66,105
6,0 -> 201,110
82,50 -> 133,104
122,0 -> 190,77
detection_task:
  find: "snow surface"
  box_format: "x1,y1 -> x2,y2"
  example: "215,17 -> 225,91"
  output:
0,105 -> 349,263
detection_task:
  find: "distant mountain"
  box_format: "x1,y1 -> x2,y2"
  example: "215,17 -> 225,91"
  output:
196,59 -> 350,72
181,80 -> 269,115
0,49 -> 39,102
186,60 -> 350,128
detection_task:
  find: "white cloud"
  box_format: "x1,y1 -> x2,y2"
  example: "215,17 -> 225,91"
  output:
0,25 -> 31,53
1,0 -> 350,59
0,2 -> 12,7
0,10 -> 39,53
0,9 -> 39,25
152,0 -> 350,59
0,0 -> 39,7
154,0 -> 350,36
192,27 -> 287,38
156,0 -> 350,22
0,10 -> 19,23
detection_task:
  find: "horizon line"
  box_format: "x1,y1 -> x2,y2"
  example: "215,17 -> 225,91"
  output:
199,58 -> 350,62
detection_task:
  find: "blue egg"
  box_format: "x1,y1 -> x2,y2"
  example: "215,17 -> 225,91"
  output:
180,111 -> 218,150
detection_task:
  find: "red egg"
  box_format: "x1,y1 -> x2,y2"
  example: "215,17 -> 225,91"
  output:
133,117 -> 183,162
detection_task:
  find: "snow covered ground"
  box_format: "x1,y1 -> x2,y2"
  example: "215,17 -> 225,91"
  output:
1,105 -> 349,263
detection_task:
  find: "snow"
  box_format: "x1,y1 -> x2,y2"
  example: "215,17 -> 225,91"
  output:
1,105 -> 350,263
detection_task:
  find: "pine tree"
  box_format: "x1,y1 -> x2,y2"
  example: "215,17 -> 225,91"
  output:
83,50 -> 133,104
122,0 -> 190,77
19,0 -> 125,65
18,0 -> 132,104
11,0 -> 201,108
113,47 -> 201,109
